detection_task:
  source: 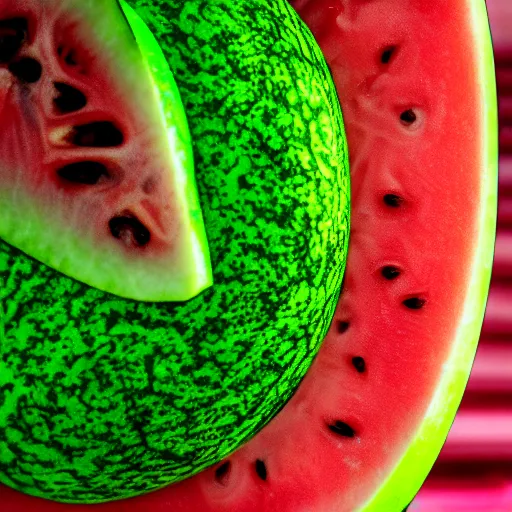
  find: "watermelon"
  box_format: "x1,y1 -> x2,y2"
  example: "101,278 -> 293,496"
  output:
0,0 -> 350,504
0,0 -> 213,302
0,0 -> 497,511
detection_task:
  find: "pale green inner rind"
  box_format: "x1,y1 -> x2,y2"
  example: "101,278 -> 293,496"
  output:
0,188 -> 206,302
120,0 -> 213,290
360,1 -> 498,510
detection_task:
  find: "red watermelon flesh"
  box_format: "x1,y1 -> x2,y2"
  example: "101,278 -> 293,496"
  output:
0,0 -> 497,511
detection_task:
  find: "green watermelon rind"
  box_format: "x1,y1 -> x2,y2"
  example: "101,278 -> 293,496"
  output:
0,0 -> 350,502
360,1 -> 498,510
120,0 -> 213,285
0,0 -> 213,303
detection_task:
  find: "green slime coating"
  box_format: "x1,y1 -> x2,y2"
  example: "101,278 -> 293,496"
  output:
0,0 -> 350,503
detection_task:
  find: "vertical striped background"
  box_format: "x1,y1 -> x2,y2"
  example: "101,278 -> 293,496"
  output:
412,1 -> 512,510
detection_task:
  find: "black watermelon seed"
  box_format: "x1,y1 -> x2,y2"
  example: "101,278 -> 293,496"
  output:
383,194 -> 404,207
8,57 -> 42,83
352,356 -> 366,373
0,18 -> 27,63
338,321 -> 349,334
53,82 -> 87,114
403,297 -> 426,310
57,161 -> 108,185
400,109 -> 417,125
255,459 -> 267,481
381,46 -> 396,64
214,461 -> 231,485
381,265 -> 401,280
64,49 -> 78,67
109,215 -> 151,247
72,122 -> 124,147
328,421 -> 355,438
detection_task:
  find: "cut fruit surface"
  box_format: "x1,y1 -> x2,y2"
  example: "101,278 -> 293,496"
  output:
0,0 -> 497,510
0,0 -> 212,302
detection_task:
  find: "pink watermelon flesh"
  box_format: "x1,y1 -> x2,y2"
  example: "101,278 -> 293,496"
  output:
0,0 -> 495,510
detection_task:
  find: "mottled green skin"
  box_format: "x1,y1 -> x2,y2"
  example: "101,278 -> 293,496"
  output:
0,0 -> 350,503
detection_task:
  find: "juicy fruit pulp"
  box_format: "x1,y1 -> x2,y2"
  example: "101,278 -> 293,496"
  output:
0,0 -> 350,504
0,0 -> 212,302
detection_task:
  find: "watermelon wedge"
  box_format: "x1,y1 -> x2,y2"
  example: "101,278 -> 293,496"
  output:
0,0 -> 213,302
0,0 -> 497,510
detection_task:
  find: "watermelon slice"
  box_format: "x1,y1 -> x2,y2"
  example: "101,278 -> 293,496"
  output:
0,0 -> 497,510
0,0 -> 212,302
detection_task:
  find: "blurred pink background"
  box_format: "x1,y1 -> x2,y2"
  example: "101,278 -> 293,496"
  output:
411,1 -> 512,511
